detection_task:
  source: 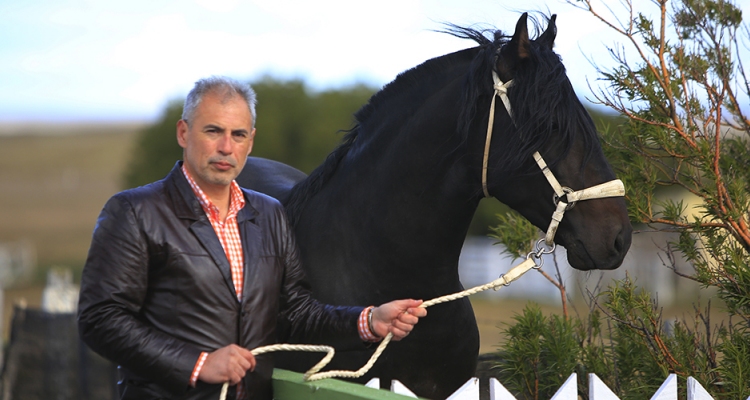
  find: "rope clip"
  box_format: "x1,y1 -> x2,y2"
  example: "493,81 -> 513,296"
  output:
526,238 -> 556,269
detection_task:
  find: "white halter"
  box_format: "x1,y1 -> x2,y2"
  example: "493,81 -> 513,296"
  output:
481,70 -> 626,245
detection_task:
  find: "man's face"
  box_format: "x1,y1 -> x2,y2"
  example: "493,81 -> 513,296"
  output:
177,92 -> 255,193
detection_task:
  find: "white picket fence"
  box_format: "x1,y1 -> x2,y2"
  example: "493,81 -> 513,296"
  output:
367,373 -> 748,399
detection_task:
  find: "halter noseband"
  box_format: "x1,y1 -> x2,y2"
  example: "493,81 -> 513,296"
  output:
481,70 -> 626,246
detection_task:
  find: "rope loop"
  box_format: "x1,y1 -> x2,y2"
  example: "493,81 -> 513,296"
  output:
218,257 -> 542,400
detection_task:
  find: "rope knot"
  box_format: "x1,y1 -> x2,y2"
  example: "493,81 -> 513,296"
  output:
493,79 -> 512,95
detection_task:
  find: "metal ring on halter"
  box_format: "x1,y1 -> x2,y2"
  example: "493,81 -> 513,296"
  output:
553,187 -> 576,210
534,238 -> 556,255
526,252 -> 544,269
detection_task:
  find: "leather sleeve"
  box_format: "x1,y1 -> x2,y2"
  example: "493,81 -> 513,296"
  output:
77,194 -> 201,395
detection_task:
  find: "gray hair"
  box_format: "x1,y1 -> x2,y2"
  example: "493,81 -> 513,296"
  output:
182,76 -> 257,128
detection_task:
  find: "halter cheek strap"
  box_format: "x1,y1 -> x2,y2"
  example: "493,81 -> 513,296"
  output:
481,71 -> 626,246
481,72 -> 514,198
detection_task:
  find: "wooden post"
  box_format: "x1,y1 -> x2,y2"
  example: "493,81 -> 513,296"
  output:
0,287 -> 3,368
272,369 -> 426,400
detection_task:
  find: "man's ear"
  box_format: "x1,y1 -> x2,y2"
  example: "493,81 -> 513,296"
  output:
246,128 -> 256,155
176,119 -> 188,149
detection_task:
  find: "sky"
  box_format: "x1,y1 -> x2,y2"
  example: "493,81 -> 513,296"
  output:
1,0 -> 748,123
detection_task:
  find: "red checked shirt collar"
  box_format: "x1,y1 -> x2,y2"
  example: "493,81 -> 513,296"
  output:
181,164 -> 246,223
181,164 -> 246,302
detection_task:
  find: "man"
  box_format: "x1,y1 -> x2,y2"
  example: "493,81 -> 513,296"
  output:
77,76 -> 426,400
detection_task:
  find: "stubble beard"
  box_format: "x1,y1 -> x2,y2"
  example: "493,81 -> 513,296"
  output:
202,156 -> 239,186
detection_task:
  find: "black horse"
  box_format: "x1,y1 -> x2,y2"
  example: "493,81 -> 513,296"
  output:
238,13 -> 632,399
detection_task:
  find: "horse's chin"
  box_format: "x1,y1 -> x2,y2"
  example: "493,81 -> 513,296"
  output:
558,235 -> 628,271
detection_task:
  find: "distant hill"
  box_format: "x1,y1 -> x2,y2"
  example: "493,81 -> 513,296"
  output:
0,122 -> 144,284
0,121 -> 147,137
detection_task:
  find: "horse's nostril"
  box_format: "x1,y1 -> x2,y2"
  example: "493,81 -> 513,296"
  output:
614,229 -> 626,254
615,231 -> 622,253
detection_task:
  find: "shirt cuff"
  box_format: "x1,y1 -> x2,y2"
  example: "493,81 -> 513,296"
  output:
190,352 -> 209,387
358,306 -> 381,342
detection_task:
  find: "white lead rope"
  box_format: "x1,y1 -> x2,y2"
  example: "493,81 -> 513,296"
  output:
219,258 -> 540,400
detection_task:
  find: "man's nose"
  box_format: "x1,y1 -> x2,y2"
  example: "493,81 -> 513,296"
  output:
217,133 -> 233,154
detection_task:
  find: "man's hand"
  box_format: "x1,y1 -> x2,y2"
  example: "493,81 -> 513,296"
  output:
198,344 -> 256,385
371,299 -> 427,341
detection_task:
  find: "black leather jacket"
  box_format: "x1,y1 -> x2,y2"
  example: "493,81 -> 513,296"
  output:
78,163 -> 364,400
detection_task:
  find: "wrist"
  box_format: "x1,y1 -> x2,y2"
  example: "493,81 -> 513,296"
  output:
191,352 -> 209,387
358,306 -> 380,342
368,306 -> 377,337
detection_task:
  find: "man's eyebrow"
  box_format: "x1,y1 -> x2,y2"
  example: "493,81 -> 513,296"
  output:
203,124 -> 224,131
231,128 -> 251,135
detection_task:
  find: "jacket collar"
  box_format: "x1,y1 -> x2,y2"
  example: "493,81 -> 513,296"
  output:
166,161 -> 259,222
165,161 -> 261,301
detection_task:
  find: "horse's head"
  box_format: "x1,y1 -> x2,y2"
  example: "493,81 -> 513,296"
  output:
477,13 -> 632,271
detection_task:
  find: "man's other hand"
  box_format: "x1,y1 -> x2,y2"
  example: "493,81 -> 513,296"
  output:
371,299 -> 427,341
199,344 -> 256,385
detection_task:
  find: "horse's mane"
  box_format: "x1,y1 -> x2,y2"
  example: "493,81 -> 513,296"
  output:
285,38 -> 484,224
286,17 -> 598,224
448,20 -> 598,174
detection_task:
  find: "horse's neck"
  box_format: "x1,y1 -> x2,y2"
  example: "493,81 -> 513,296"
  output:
339,102 -> 480,254
293,67 -> 488,301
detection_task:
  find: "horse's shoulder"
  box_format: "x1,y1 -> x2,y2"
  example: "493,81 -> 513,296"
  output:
236,156 -> 307,205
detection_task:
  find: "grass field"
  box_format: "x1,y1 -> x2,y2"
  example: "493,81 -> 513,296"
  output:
0,123 -> 143,341
0,123 -> 142,272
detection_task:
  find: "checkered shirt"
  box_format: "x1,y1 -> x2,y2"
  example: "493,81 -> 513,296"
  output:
181,165 -> 377,396
182,165 -> 246,300
182,165 -> 247,399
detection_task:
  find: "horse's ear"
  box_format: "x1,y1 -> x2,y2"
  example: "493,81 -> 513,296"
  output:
497,12 -> 531,77
509,12 -> 531,60
537,15 -> 557,50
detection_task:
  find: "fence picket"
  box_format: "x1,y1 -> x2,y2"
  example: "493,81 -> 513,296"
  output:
686,377 -> 713,400
589,373 -> 620,400
651,374 -> 677,400
550,373 -> 577,400
446,377 -> 479,400
488,378 -> 516,400
391,380 -> 418,398
367,374 -> 727,399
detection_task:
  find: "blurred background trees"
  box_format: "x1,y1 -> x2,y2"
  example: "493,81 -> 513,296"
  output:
123,76 -> 374,187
